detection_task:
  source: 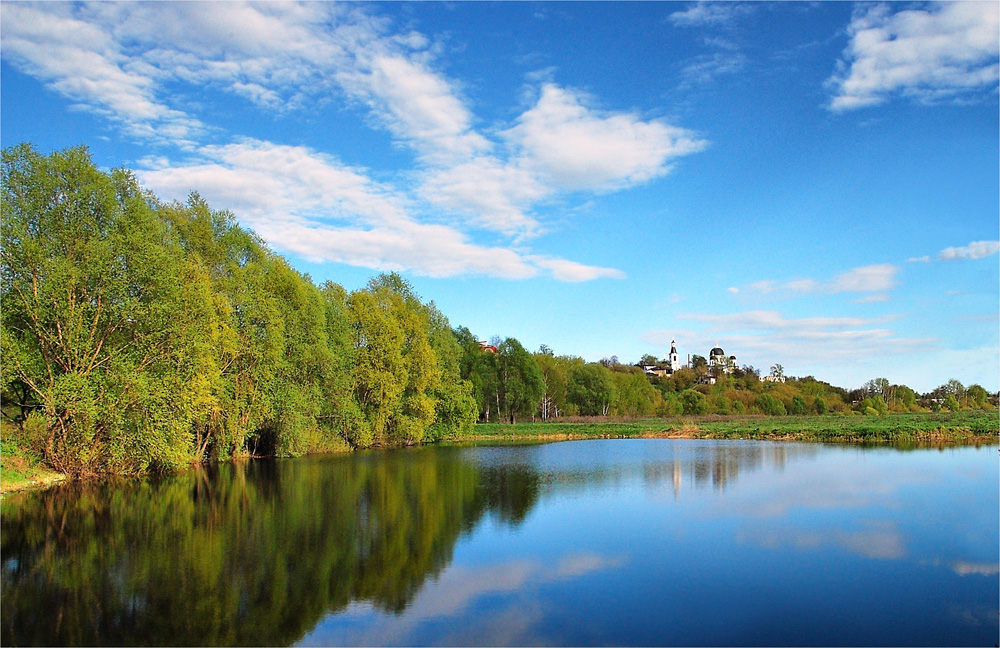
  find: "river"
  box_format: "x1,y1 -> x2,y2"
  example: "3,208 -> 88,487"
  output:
2,439 -> 997,646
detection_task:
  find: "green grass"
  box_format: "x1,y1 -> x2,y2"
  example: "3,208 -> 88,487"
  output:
0,423 -> 66,493
449,411 -> 999,446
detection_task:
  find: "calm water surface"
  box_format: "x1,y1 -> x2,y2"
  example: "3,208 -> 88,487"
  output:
2,439 -> 997,646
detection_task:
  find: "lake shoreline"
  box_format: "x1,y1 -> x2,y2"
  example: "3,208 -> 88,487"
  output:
446,411 -> 999,446
4,411 -> 996,495
448,427 -> 998,446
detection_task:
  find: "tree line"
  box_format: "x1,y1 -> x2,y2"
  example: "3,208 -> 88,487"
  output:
1,145 -> 477,476
1,145 -> 994,476
450,336 -> 996,423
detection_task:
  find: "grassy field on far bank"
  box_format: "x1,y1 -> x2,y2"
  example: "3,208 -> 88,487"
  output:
449,411 -> 999,445
4,411 -> 996,493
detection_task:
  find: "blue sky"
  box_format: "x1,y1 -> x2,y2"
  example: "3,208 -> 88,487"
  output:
2,1 -> 998,392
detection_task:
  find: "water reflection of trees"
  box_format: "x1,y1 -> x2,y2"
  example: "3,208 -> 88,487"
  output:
1,449 -> 540,646
496,441 -> 817,497
1,441 -> 816,645
640,442 -> 819,495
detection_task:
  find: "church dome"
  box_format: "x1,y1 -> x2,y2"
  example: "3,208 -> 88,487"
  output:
710,345 -> 725,357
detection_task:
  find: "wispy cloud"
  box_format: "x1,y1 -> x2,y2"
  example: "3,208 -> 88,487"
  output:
736,264 -> 899,299
137,140 -> 619,281
4,2 -> 694,281
678,52 -> 748,86
323,552 -> 623,646
669,4 -> 751,87
828,264 -> 898,293
951,561 -> 1000,577
937,240 -> 1000,261
642,309 -> 934,368
907,240 -> 999,263
740,524 -> 906,560
530,257 -> 626,283
828,2 -> 1000,111
340,53 -> 492,165
668,2 -> 755,28
418,157 -> 547,237
0,3 -> 206,146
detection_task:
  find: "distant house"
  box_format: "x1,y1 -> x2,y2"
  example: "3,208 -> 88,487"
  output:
478,341 -> 498,354
763,375 -> 786,383
639,339 -> 682,377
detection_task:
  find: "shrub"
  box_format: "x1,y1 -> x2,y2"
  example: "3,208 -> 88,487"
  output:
789,395 -> 809,415
679,389 -> 709,415
813,396 -> 828,415
712,396 -> 732,415
755,394 -> 786,416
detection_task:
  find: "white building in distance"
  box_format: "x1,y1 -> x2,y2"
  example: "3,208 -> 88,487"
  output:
709,343 -> 737,375
639,340 -> 737,378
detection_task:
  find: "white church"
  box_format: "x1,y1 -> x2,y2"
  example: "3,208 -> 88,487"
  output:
640,340 -> 737,378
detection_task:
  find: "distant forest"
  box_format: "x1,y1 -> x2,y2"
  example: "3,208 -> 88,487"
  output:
2,145 -> 995,476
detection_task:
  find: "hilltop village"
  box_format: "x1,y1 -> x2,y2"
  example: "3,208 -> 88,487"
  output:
637,340 -> 785,385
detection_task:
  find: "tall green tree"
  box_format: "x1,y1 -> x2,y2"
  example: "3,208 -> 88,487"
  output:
454,326 -> 502,422
1,145 -> 197,474
568,363 -> 617,416
534,352 -> 574,420
496,337 -> 545,423
612,371 -> 660,417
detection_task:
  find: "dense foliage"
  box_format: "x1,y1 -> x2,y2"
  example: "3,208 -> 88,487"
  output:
2,145 -> 995,477
1,145 -> 476,476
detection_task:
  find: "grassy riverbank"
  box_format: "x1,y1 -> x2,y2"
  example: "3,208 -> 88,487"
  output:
449,411 -> 999,445
0,436 -> 67,494
3,411 -> 995,493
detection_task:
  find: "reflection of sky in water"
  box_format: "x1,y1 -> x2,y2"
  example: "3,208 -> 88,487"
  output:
300,441 -> 998,647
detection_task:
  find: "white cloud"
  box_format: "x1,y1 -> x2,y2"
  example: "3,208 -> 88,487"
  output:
3,2 -> 687,280
740,524 -> 906,560
853,294 -> 890,304
678,52 -> 748,86
136,140 -> 621,281
342,54 -> 492,165
255,219 -> 540,280
828,263 -> 898,293
418,157 -> 547,236
668,2 -> 755,28
642,309 -> 934,369
937,240 -> 1000,261
951,561 -> 1000,576
738,264 -> 898,299
0,3 -> 205,144
505,84 -> 707,192
828,2 -> 1000,111
907,240 -> 999,263
530,257 -> 626,283
137,139 -> 410,227
329,552 -> 621,646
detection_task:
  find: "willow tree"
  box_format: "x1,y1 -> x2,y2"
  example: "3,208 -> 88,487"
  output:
0,145 -> 200,474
